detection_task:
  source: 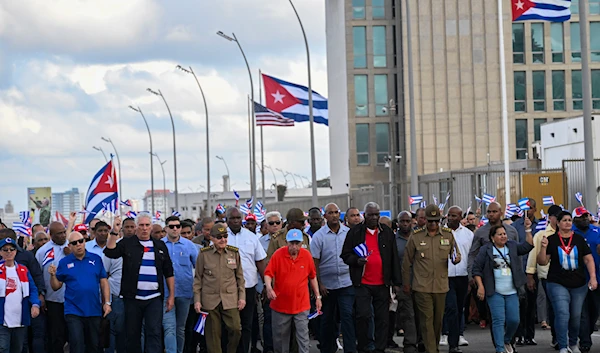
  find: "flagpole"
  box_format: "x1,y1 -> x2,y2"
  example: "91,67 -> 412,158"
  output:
289,0 -> 318,206
498,0 -> 511,206
405,0 -> 419,201
259,69 -> 266,204
579,0 -> 597,208
129,106 -> 155,216
247,95 -> 253,194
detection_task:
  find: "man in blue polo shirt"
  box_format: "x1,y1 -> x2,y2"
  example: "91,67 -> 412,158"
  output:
49,231 -> 111,353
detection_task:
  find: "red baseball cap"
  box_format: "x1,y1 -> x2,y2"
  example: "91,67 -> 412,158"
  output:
74,224 -> 88,232
572,207 -> 590,218
245,214 -> 257,221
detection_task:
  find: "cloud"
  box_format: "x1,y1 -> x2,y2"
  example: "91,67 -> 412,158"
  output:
164,25 -> 194,42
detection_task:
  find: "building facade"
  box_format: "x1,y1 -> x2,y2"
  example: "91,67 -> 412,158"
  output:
51,188 -> 81,216
326,0 -> 600,197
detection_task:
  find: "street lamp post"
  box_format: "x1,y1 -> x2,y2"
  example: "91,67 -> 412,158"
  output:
92,146 -> 108,162
147,88 -> 179,211
129,105 -> 155,215
101,137 -> 122,216
217,31 -> 256,206
216,155 -> 230,192
153,153 -> 167,218
175,65 -> 212,217
288,0 -> 318,206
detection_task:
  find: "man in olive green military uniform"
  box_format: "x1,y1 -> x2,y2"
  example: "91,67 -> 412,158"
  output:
402,204 -> 461,353
193,224 -> 246,353
267,208 -> 311,260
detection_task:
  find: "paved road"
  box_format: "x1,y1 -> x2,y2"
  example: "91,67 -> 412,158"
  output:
307,324 -> 600,352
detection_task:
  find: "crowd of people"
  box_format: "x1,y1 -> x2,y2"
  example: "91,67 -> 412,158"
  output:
0,197 -> 599,353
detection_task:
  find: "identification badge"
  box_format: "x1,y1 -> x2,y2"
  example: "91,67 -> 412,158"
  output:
501,268 -> 511,276
420,252 -> 425,258
440,239 -> 450,246
227,258 -> 236,266
67,263 -> 74,269
420,241 -> 427,246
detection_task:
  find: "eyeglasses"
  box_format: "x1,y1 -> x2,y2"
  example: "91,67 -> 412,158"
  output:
213,235 -> 228,240
181,231 -> 192,235
268,221 -> 281,226
69,239 -> 86,246
1,247 -> 16,253
427,220 -> 439,223
168,224 -> 182,229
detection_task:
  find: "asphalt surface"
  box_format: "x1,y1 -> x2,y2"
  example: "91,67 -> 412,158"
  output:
306,323 -> 600,352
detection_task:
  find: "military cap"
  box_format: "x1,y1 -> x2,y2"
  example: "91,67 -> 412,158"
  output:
286,208 -> 307,223
424,204 -> 442,221
210,223 -> 228,237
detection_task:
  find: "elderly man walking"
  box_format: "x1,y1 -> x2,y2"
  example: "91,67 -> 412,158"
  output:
265,229 -> 321,353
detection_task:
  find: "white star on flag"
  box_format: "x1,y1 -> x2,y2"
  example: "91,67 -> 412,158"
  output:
271,90 -> 285,104
105,175 -> 114,188
515,0 -> 524,10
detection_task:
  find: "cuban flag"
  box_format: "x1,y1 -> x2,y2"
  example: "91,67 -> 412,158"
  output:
518,198 -> 531,211
353,243 -> 370,258
558,246 -> 579,270
505,207 -> 515,218
53,211 -> 69,227
409,195 -> 424,206
474,195 -> 482,204
233,190 -> 240,206
254,101 -> 295,127
126,210 -> 137,218
155,211 -> 162,220
438,203 -> 445,211
240,197 -> 253,215
482,193 -> 496,205
443,191 -> 451,206
479,217 -> 490,227
432,194 -> 439,206
84,160 -> 119,224
575,192 -> 584,206
120,199 -> 132,207
536,218 -> 548,231
194,311 -> 208,335
262,73 -> 328,126
512,0 -> 572,22
254,201 -> 266,223
215,204 -> 225,214
12,222 -> 31,237
41,248 -> 55,267
542,196 -> 555,206
419,200 -> 427,208
19,211 -> 31,225
172,211 -> 181,217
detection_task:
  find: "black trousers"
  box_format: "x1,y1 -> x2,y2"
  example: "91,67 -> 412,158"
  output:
516,283 -> 537,340
46,301 -> 67,353
446,276 -> 469,348
65,315 -> 100,353
355,285 -> 388,353
124,297 -> 163,353
237,286 -> 257,353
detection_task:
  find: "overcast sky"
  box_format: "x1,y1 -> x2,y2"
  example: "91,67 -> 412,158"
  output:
0,0 -> 329,212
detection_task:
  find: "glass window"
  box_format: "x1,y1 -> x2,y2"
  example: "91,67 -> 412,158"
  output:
591,23 -> 600,62
374,74 -> 388,116
593,70 -> 600,109
531,23 -> 545,63
572,0 -> 579,14
572,70 -> 583,110
356,124 -> 370,165
514,71 -> 527,112
552,70 -> 566,111
515,119 -> 528,160
372,0 -> 385,19
353,27 -> 367,68
551,23 -> 564,63
533,71 -> 546,111
355,75 -> 368,116
373,26 -> 387,67
534,119 -> 547,141
592,0 -> 600,15
571,22 -> 581,63
353,0 -> 365,19
375,123 -> 389,165
512,23 -> 525,64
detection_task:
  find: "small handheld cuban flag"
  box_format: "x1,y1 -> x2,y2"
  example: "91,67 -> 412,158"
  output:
233,190 -> 240,206
12,222 -> 31,237
443,191 -> 451,206
215,204 -> 225,214
194,311 -> 208,335
19,211 -> 31,225
575,192 -> 584,206
155,210 -> 162,219
505,207 -> 515,218
542,196 -> 555,206
308,311 -> 322,320
419,200 -> 427,208
432,194 -> 439,206
518,198 -> 531,211
409,195 -> 424,206
479,217 -> 489,227
474,195 -> 482,204
172,211 -> 181,217
42,248 -> 55,267
120,199 -> 132,207
354,243 -> 370,258
482,193 -> 496,205
126,210 -> 137,218
536,218 -> 548,231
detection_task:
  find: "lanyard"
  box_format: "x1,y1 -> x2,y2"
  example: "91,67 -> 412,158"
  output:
559,232 -> 574,255
493,245 -> 510,265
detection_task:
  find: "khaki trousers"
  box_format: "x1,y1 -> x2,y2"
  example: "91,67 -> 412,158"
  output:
413,292 -> 447,353
205,303 -> 241,353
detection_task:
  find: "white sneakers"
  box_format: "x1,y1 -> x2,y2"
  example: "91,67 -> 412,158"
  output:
459,336 -> 469,346
439,335 -> 448,346
569,346 -> 581,353
504,343 -> 514,353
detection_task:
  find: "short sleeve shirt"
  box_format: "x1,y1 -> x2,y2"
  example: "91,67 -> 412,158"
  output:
546,233 -> 592,288
227,227 -> 267,288
56,252 -> 107,317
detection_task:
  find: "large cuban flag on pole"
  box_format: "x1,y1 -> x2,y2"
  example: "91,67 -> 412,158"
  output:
84,159 -> 119,224
512,0 -> 572,22
261,73 -> 328,126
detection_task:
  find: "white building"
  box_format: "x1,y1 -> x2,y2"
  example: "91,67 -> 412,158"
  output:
51,188 -> 82,216
539,115 -> 600,169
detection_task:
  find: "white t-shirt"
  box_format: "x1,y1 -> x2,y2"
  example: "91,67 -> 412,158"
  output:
4,266 -> 23,328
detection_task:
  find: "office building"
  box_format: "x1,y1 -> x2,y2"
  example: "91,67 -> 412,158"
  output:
51,188 -> 81,215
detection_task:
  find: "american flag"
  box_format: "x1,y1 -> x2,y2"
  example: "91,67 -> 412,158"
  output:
575,192 -> 584,206
12,222 -> 31,237
482,193 -> 496,205
542,196 -> 555,206
194,311 -> 208,335
254,101 -> 295,127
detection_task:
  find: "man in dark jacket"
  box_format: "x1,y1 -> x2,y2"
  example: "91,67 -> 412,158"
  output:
341,202 -> 402,353
104,213 -> 175,353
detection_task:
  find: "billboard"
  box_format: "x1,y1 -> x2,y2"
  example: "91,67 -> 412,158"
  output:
28,187 -> 52,227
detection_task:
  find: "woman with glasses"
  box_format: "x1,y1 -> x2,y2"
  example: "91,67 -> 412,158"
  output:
538,211 -> 597,353
472,224 -> 533,353
0,237 -> 41,353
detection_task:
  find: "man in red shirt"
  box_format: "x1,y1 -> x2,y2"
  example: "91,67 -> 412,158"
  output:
264,229 -> 321,353
341,202 -> 402,353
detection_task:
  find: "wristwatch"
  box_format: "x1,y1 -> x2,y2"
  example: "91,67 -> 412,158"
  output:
104,302 -> 111,306
316,296 -> 322,300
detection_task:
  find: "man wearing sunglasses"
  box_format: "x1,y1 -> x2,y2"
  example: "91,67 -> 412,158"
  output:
267,208 -> 311,260
49,231 -> 111,353
162,216 -> 198,353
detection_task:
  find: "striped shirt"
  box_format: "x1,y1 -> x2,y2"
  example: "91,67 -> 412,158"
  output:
136,240 -> 160,300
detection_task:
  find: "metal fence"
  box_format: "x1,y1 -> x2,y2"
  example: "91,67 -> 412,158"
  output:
562,159 -> 600,209
263,194 -> 350,217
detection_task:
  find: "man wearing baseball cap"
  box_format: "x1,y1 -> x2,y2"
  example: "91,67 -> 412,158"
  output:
264,229 -> 320,353
74,224 -> 89,241
244,214 -> 258,234
573,207 -> 600,353
267,208 -> 311,260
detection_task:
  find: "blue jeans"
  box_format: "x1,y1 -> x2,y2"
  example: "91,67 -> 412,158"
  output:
547,282 -> 587,349
65,315 -> 101,353
163,297 -> 191,353
105,295 -> 126,353
0,326 -> 27,353
320,286 -> 356,353
487,293 -> 520,353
